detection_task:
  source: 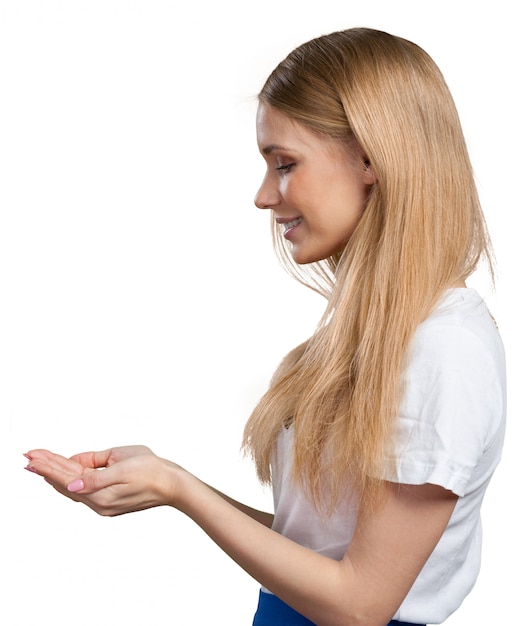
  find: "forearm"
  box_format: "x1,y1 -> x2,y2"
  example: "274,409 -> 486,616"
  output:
173,467 -> 367,626
25,447 -> 456,626
203,483 -> 274,528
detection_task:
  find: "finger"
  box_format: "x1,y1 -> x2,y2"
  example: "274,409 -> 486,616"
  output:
26,450 -> 85,475
25,449 -> 57,462
27,448 -> 112,471
69,449 -> 113,469
27,457 -> 79,488
66,463 -> 124,495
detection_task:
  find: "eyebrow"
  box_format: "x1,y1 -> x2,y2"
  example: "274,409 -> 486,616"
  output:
261,144 -> 291,156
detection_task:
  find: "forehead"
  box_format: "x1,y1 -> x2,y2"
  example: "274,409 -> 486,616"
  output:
256,102 -> 292,130
256,102 -> 352,159
256,103 -> 313,150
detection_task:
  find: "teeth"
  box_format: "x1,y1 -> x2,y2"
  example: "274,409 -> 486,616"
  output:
284,217 -> 302,231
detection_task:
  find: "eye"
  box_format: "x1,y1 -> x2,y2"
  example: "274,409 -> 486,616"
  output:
275,163 -> 295,173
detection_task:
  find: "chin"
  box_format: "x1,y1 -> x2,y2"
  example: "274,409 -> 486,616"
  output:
291,251 -> 314,265
291,246 -> 336,265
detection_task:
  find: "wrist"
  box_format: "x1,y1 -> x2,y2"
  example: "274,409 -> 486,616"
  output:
157,458 -> 192,509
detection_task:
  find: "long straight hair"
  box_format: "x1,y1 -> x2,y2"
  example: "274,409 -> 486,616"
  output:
242,28 -> 493,513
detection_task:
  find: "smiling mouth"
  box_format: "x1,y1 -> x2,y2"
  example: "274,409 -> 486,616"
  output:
283,217 -> 303,232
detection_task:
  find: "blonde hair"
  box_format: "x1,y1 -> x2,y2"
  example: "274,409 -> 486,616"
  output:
242,28 -> 493,513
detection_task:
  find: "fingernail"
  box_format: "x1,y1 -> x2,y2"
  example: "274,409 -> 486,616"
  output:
67,479 -> 84,493
23,453 -> 32,460
24,465 -> 38,474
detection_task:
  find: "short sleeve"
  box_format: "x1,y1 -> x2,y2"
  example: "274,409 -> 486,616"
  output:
384,311 -> 505,497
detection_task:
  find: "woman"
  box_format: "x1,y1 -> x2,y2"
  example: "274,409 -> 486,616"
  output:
25,28 -> 506,625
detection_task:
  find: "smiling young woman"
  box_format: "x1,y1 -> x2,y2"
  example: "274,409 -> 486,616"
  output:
25,28 -> 505,626
255,103 -> 376,265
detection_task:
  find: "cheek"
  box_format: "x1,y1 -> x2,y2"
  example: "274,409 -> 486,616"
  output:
280,178 -> 303,204
339,180 -> 369,220
282,170 -> 319,203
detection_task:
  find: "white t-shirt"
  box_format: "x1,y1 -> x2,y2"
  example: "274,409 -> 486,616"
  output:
268,289 -> 506,624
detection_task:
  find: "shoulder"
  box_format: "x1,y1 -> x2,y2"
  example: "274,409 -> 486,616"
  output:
391,289 -> 506,495
409,288 -> 505,380
405,288 -> 506,426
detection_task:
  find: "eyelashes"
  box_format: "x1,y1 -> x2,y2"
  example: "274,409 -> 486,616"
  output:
275,163 -> 295,173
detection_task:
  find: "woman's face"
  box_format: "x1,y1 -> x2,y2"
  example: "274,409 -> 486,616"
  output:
255,103 -> 375,265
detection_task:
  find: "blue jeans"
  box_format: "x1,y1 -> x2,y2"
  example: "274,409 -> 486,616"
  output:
252,590 -> 426,626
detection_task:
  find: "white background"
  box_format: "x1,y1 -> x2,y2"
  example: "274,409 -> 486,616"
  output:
1,1 -> 514,624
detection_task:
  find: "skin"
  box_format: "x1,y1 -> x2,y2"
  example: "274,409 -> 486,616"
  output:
255,103 -> 376,265
25,446 -> 457,626
25,105 -> 459,626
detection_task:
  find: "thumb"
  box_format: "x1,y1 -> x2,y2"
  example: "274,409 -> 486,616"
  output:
67,478 -> 86,493
67,465 -> 118,494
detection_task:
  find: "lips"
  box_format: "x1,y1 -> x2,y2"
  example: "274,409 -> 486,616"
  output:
282,217 -> 303,232
275,216 -> 303,240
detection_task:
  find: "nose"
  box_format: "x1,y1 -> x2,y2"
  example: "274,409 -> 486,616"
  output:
254,172 -> 280,210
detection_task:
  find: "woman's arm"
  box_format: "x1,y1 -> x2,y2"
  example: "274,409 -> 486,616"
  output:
174,469 -> 457,626
26,446 -> 457,626
25,446 -> 274,527
202,483 -> 274,528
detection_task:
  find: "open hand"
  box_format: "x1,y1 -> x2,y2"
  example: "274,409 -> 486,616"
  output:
25,446 -> 181,516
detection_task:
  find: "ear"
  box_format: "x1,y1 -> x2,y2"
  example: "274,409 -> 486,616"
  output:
362,158 -> 377,185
